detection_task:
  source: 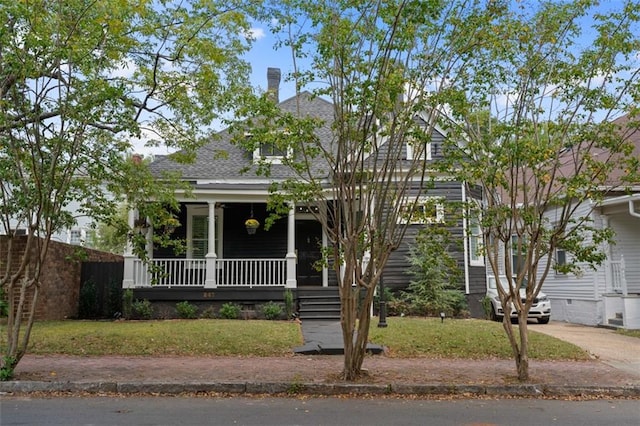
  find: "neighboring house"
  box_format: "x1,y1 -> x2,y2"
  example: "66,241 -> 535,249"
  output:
122,68 -> 487,318
539,115 -> 640,329
3,198 -> 94,247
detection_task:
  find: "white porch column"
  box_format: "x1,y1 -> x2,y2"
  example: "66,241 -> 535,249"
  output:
122,208 -> 137,289
601,214 -> 611,295
285,203 -> 297,288
145,216 -> 153,260
205,201 -> 218,288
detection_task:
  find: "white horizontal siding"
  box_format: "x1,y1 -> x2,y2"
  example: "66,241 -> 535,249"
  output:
539,203 -> 602,300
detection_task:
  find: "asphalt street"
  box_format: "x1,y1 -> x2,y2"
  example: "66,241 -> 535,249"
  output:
2,396 -> 639,426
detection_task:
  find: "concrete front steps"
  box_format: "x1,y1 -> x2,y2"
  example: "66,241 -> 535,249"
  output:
607,312 -> 624,327
297,286 -> 341,320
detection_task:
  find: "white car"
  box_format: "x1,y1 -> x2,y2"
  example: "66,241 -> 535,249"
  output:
486,276 -> 551,324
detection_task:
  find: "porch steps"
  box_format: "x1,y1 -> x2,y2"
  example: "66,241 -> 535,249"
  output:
297,287 -> 341,320
608,312 -> 624,327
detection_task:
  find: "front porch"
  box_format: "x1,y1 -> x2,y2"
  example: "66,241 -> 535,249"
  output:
122,201 -> 328,290
604,256 -> 640,329
130,257 -> 288,288
600,196 -> 640,329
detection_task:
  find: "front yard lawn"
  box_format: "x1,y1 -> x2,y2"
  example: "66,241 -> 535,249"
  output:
370,317 -> 590,360
19,319 -> 302,357
3,317 -> 590,360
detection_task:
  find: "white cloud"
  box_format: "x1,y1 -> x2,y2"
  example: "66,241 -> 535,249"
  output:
110,58 -> 137,79
247,27 -> 266,41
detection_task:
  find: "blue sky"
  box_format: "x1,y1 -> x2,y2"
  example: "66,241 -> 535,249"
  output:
135,1 -> 638,156
244,24 -> 302,103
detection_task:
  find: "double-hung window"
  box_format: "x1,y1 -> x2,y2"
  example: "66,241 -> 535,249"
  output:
186,205 -> 219,260
468,215 -> 484,266
398,196 -> 444,224
406,139 -> 432,161
511,235 -> 527,276
249,132 -> 293,165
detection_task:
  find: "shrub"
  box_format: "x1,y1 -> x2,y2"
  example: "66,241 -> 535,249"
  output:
176,301 -> 198,319
200,305 -> 216,319
122,289 -> 134,319
374,287 -> 396,315
481,295 -> 494,320
283,289 -> 294,319
108,280 -> 123,318
132,299 -> 153,319
403,228 -> 467,317
261,301 -> 283,320
219,302 -> 241,319
78,280 -> 98,319
0,356 -> 16,381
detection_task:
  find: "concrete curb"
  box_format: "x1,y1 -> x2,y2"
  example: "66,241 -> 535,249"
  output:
2,381 -> 639,398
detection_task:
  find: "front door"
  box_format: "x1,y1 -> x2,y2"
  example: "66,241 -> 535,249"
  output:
295,220 -> 323,286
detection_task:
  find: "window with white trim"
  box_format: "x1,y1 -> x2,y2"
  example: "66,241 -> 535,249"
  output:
468,214 -> 484,266
555,247 -> 567,275
398,196 -> 444,224
511,235 -> 527,276
186,206 -> 219,260
253,143 -> 293,164
191,215 -> 208,259
69,229 -> 82,245
406,139 -> 432,161
246,131 -> 294,165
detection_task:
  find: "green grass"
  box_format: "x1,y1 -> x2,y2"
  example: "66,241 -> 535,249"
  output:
0,317 -> 590,360
11,320 -> 302,357
616,329 -> 640,339
369,317 -> 590,360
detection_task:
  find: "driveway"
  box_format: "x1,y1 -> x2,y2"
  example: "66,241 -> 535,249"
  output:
529,321 -> 640,378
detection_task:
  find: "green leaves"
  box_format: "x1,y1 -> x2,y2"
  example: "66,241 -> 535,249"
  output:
0,0 -> 255,376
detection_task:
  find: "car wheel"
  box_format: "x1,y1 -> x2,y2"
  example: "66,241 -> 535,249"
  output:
538,316 -> 550,324
490,305 -> 500,322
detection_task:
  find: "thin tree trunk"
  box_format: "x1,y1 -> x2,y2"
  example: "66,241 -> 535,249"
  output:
342,281 -> 376,380
516,311 -> 530,381
339,261 -> 358,380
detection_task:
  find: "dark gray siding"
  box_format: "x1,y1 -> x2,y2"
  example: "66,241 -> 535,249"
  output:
465,183 -> 487,317
153,206 -> 187,259
223,203 -> 287,259
153,202 -> 288,260
382,181 -> 465,294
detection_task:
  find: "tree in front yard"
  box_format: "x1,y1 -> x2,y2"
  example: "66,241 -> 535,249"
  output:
237,0 -> 507,380
403,226 -> 465,318
0,0 -> 255,379
438,1 -> 640,381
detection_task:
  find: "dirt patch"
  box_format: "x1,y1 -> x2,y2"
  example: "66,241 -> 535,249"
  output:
13,354 -> 640,387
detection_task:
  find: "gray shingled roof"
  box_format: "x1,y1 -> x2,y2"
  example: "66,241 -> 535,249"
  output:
149,92 -> 335,182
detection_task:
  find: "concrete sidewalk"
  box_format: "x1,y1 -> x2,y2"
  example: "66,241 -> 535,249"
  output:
529,321 -> 640,378
293,320 -> 384,355
1,320 -> 639,398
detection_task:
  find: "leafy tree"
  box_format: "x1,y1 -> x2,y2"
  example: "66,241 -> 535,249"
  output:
0,0 -> 255,379
438,1 -> 640,381
403,226 -> 465,317
88,204 -> 129,255
240,0 -> 507,380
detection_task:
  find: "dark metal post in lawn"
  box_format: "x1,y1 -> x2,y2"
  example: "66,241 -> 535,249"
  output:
378,274 -> 388,328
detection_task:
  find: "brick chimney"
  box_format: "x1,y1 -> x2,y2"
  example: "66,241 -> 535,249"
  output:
267,67 -> 281,103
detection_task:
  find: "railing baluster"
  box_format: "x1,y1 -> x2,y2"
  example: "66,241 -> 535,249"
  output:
134,258 -> 287,288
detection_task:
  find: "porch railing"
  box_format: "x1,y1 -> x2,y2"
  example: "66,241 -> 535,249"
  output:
132,258 -> 287,288
133,259 -> 207,287
609,255 -> 627,296
217,258 -> 287,288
